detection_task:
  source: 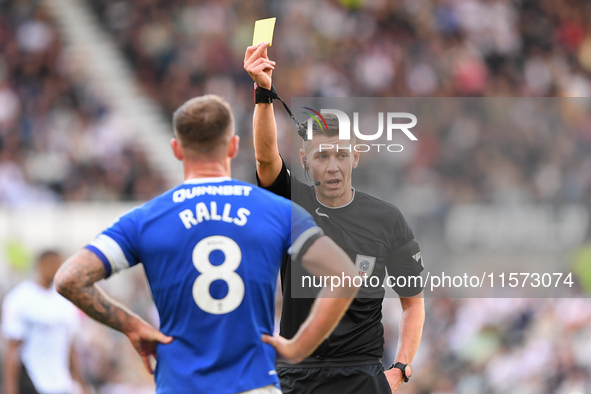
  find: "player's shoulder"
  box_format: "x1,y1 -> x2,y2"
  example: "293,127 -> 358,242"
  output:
126,180 -> 199,216
136,183 -> 178,210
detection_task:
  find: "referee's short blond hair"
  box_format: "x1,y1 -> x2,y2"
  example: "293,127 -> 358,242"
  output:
303,113 -> 355,153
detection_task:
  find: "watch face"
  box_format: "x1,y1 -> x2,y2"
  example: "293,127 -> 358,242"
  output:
405,364 -> 413,378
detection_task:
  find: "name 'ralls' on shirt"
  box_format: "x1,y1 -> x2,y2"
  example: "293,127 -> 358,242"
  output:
178,202 -> 250,229
174,185 -> 253,229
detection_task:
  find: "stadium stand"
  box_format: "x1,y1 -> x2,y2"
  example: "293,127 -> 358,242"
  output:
0,0 -> 167,204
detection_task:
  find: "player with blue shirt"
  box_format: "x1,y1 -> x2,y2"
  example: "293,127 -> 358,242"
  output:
55,95 -> 359,394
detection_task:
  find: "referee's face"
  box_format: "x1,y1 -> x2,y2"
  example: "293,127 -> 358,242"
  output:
303,135 -> 359,207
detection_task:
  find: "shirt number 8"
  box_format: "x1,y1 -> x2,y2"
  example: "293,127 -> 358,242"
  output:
192,236 -> 245,314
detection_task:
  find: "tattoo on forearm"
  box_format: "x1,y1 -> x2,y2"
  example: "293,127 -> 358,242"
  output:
56,250 -> 134,334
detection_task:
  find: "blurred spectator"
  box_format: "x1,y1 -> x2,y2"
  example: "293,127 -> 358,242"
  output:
0,0 -> 166,204
1,250 -> 89,394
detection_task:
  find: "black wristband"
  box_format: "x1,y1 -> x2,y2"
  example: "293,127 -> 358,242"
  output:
250,82 -> 308,141
254,83 -> 277,104
390,362 -> 412,383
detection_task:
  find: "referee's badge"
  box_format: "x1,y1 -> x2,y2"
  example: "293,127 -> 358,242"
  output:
355,254 -> 376,277
412,252 -> 424,268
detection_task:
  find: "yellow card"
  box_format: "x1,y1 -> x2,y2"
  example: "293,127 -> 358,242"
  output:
252,17 -> 276,46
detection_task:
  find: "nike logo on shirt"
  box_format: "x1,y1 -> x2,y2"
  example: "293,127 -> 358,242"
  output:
315,208 -> 329,218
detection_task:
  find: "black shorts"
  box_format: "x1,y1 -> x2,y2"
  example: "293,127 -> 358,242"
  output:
19,364 -> 39,394
276,358 -> 391,394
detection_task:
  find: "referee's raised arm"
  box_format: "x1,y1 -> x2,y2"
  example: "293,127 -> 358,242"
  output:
244,42 -> 283,187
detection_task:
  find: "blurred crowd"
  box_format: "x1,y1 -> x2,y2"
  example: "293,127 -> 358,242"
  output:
87,0 -> 591,206
1,0 -> 591,393
383,296 -> 591,394
0,0 -> 165,204
0,256 -> 159,393
3,0 -> 591,204
91,0 -> 591,103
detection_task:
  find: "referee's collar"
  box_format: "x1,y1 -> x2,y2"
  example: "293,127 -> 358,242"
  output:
316,188 -> 356,209
183,177 -> 232,184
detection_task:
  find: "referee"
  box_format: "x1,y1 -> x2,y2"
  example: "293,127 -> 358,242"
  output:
244,43 -> 425,393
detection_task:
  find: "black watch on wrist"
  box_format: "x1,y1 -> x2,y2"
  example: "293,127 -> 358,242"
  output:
390,362 -> 413,382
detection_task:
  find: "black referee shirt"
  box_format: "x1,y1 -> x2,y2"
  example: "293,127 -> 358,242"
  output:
257,160 -> 424,359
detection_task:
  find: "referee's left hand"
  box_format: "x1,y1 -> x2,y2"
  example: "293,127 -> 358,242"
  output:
384,367 -> 404,393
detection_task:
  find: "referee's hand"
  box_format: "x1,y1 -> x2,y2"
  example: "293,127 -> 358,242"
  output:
244,42 -> 275,90
384,367 -> 404,393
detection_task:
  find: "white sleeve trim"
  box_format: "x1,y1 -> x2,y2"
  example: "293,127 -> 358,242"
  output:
89,234 -> 132,274
289,226 -> 323,261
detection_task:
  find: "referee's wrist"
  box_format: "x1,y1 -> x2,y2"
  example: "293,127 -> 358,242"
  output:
389,359 -> 409,368
254,83 -> 276,104
389,361 -> 412,383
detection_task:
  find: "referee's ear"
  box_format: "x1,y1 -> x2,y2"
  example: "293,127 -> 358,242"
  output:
171,138 -> 184,161
352,150 -> 360,169
299,149 -> 307,170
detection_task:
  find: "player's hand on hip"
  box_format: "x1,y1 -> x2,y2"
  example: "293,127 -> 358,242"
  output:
124,318 -> 173,375
244,42 -> 275,90
384,367 -> 404,393
262,334 -> 305,364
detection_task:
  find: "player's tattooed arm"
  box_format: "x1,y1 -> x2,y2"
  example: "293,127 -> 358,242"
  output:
55,249 -> 131,332
55,249 -> 172,374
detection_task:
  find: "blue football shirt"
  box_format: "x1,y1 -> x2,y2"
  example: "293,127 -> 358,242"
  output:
86,177 -> 322,394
